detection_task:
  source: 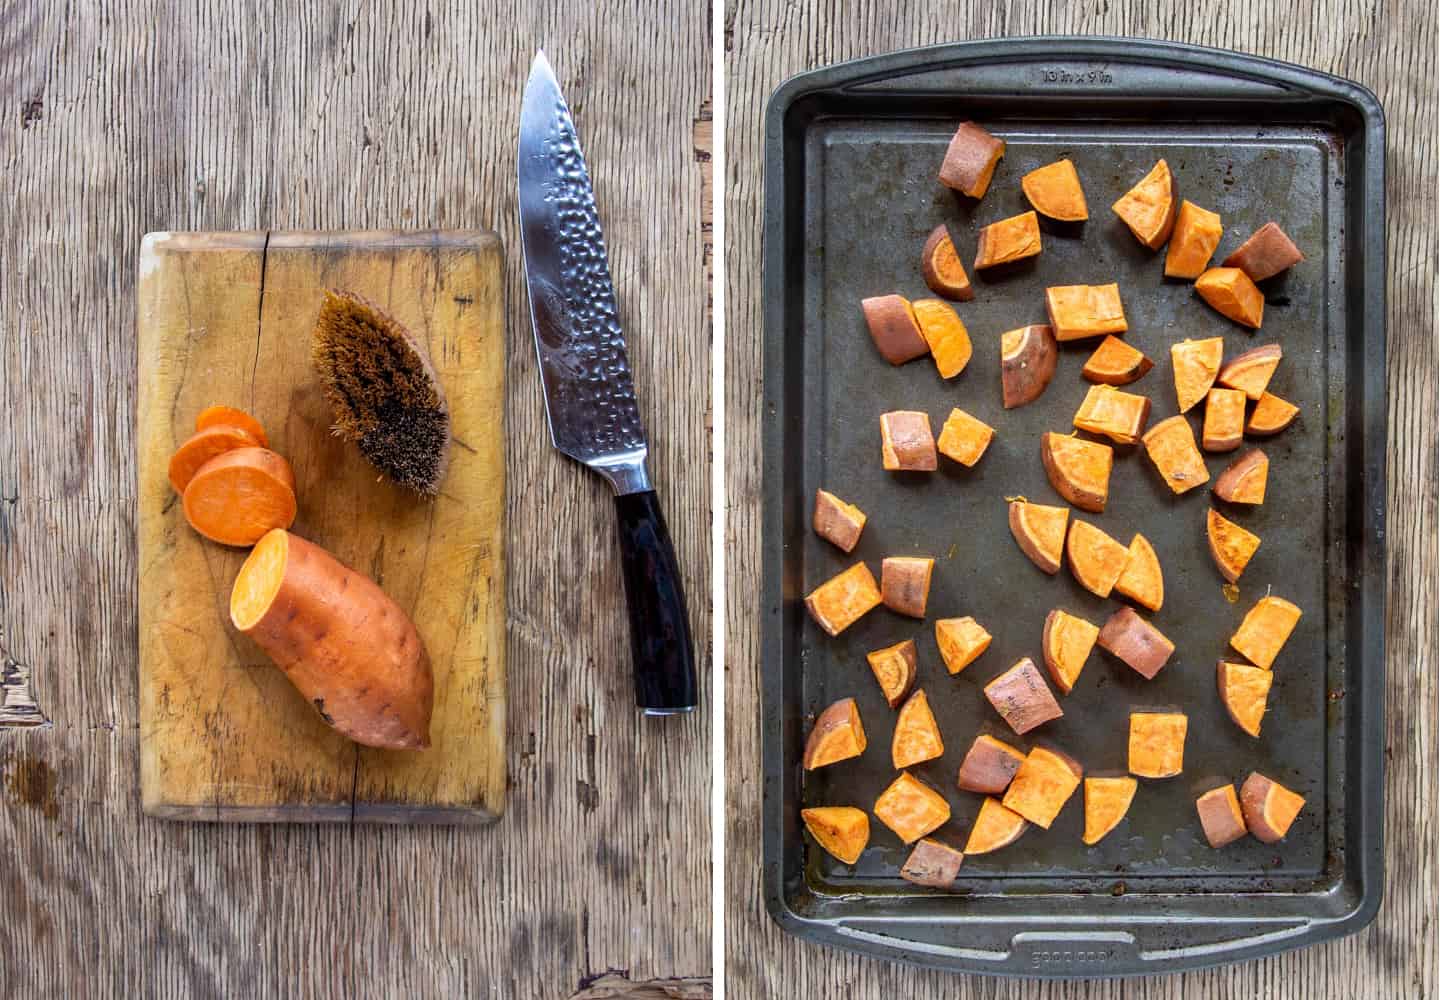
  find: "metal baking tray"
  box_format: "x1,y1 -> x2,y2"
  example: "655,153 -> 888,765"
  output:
761,38 -> 1385,978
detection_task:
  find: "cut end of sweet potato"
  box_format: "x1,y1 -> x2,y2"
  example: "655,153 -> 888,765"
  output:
1223,222 -> 1304,282
1142,415 -> 1210,495
1114,533 -> 1164,613
1045,283 -> 1127,341
984,658 -> 1063,736
1163,200 -> 1223,279
964,797 -> 1029,854
182,447 -> 299,547
1083,336 -> 1153,386
1230,595 -> 1302,669
1112,159 -> 1177,249
956,734 -> 1026,794
168,424 -> 263,494
1195,267 -> 1264,328
920,225 -> 974,301
937,408 -> 994,467
935,616 -> 992,675
196,405 -> 269,448
882,556 -> 935,618
1218,659 -> 1274,737
1171,337 -> 1225,413
861,294 -> 929,365
975,211 -> 1042,270
1003,746 -> 1083,829
913,298 -> 973,379
1128,711 -> 1187,778
1202,388 -> 1248,453
1247,392 -> 1300,437
1098,606 -> 1174,679
804,562 -> 883,636
866,639 -> 918,708
1207,508 -> 1261,583
938,121 -> 1005,199
1083,776 -> 1138,845
1042,609 -> 1100,694
1240,772 -> 1306,843
813,489 -> 868,552
803,697 -> 867,770
1072,384 -> 1150,445
1041,432 -> 1113,513
900,837 -> 965,888
874,772 -> 952,844
1065,519 -> 1129,598
230,528 -> 291,630
1218,344 -> 1282,401
1000,324 -> 1058,408
1021,159 -> 1088,221
893,689 -> 945,769
1214,449 -> 1269,505
1008,500 -> 1070,574
881,411 -> 938,471
1196,784 -> 1249,848
801,806 -> 871,865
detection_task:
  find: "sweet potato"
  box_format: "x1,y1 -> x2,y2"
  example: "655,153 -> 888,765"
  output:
1042,609 -> 1100,694
803,697 -> 868,769
1083,335 -> 1152,386
1041,432 -> 1112,513
935,616 -> 992,675
1218,344 -> 1282,401
1247,392 -> 1299,436
1217,659 -> 1274,737
956,734 -> 1025,794
984,658 -> 1063,735
1112,159 -> 1177,249
801,806 -> 870,864
1202,388 -> 1247,453
1223,222 -> 1304,282
874,771 -> 951,844
1082,776 -> 1137,845
893,689 -> 945,769
974,211 -> 1042,270
1021,159 -> 1088,221
1171,337 -> 1225,413
862,294 -> 929,364
1000,324 -> 1058,408
1163,200 -> 1223,279
937,408 -> 994,467
1098,607 -> 1174,679
920,225 -> 974,301
1045,283 -> 1127,341
182,447 -> 298,547
1072,385 -> 1150,445
1142,415 -> 1210,494
1065,519 -> 1129,598
804,562 -> 883,636
1196,784 -> 1248,847
900,837 -> 965,888
938,121 -> 1005,199
964,797 -> 1028,854
230,529 -> 433,749
912,298 -> 973,379
1114,533 -> 1164,613
1003,746 -> 1083,829
1008,500 -> 1069,575
195,405 -> 269,447
1195,267 -> 1264,328
881,411 -> 938,471
168,424 -> 263,494
1214,449 -> 1268,505
882,556 -> 935,618
1240,772 -> 1306,842
1128,711 -> 1187,779
1230,595 -> 1301,669
866,639 -> 918,708
813,489 -> 867,552
1207,508 -> 1261,583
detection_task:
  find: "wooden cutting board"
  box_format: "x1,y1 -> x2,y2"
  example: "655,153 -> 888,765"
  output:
136,230 -> 506,823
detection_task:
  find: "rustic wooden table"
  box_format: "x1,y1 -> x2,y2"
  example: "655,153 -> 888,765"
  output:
0,3 -> 712,997
725,1 -> 1437,996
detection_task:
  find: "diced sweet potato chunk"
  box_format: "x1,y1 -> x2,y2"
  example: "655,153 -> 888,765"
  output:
1247,392 -> 1299,436
1217,344 -> 1282,401
964,797 -> 1028,854
1083,776 -> 1137,845
974,210 -> 1042,270
1098,607 -> 1174,679
1207,508 -> 1260,583
866,639 -> 918,708
1072,384 -> 1150,445
1203,387 -> 1247,452
1195,785 -> 1248,848
1114,533 -> 1164,613
1128,712 -> 1187,778
813,489 -> 867,552
913,298 -> 973,379
805,562 -> 882,636
1230,595 -> 1302,669
1112,159 -> 1177,249
1196,267 -> 1264,328
1041,432 -> 1112,513
956,734 -> 1026,794
1171,337 -> 1224,413
938,121 -> 1005,199
1021,159 -> 1088,221
937,408 -> 994,467
1065,519 -> 1129,598
801,806 -> 870,864
1083,335 -> 1153,386
862,294 -> 930,364
984,658 -> 1063,735
1045,283 -> 1127,341
893,689 -> 945,769
880,411 -> 937,471
935,616 -> 992,675
1214,449 -> 1268,505
1164,200 -> 1223,279
1217,659 -> 1274,737
1002,746 -> 1083,829
1008,500 -> 1069,575
1000,324 -> 1058,408
1223,222 -> 1304,281
920,224 -> 974,301
1142,415 -> 1210,494
803,697 -> 868,769
900,837 -> 966,888
1240,772 -> 1306,843
1042,609 -> 1100,694
874,772 -> 951,844
882,556 -> 935,618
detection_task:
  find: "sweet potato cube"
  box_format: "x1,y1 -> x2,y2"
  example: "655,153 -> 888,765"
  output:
1195,785 -> 1248,848
862,294 -> 930,364
920,224 -> 974,301
964,797 -> 1028,854
1008,500 -> 1070,575
1072,384 -> 1150,445
1214,449 -> 1269,505
974,210 -> 1042,270
866,639 -> 918,708
881,556 -> 935,618
900,837 -> 966,888
984,658 -> 1063,735
1082,776 -> 1138,845
1230,595 -> 1302,669
935,616 -> 992,675
1171,337 -> 1225,413
1021,159 -> 1088,221
937,408 -> 994,467
1114,533 -> 1164,613
1207,508 -> 1260,583
880,411 -> 937,471
1065,519 -> 1129,598
1218,344 -> 1282,401
1042,609 -> 1100,694
913,298 -> 973,379
801,806 -> 870,864
1142,415 -> 1210,494
1083,335 -> 1153,386
1098,607 -> 1174,679
1000,324 -> 1058,408
803,698 -> 867,770
1163,200 -> 1224,279
1045,283 -> 1127,341
1196,267 -> 1264,328
1203,388 -> 1247,452
1128,712 -> 1187,778
874,772 -> 951,844
1041,432 -> 1112,513
804,562 -> 882,636
1224,222 -> 1304,282
813,489 -> 867,552
1112,158 -> 1177,249
893,689 -> 945,769
956,734 -> 1026,794
1240,772 -> 1306,843
1002,746 -> 1083,829
1247,392 -> 1299,436
1217,660 -> 1274,737
938,121 -> 1005,199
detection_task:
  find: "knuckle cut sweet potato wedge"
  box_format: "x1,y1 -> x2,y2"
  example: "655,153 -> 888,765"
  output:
1098,607 -> 1174,679
1114,533 -> 1164,613
1000,324 -> 1058,408
1041,432 -> 1113,513
1112,158 -> 1178,249
984,658 -> 1063,735
1217,659 -> 1274,737
803,697 -> 868,769
1072,384 -> 1150,445
937,408 -> 994,467
1021,159 -> 1088,221
1229,594 -> 1302,669
900,837 -> 965,888
893,689 -> 945,769
804,562 -> 883,636
1082,335 -> 1153,386
1196,784 -> 1249,848
882,556 -> 935,618
1171,336 -> 1225,413
1240,772 -> 1306,843
813,489 -> 868,552
874,771 -> 952,844
1195,267 -> 1264,328
1247,391 -> 1300,437
964,796 -> 1029,854
974,210 -> 1043,270
938,121 -> 1005,199
801,806 -> 871,864
1163,200 -> 1224,279
1082,776 -> 1137,845
1142,415 -> 1210,494
1217,344 -> 1282,400
183,447 -> 299,547
1127,711 -> 1187,778
168,423 -> 263,494
935,616 -> 992,675
956,734 -> 1026,794
1207,508 -> 1261,583
920,225 -> 974,301
1002,746 -> 1083,829
1223,222 -> 1304,282
1008,500 -> 1070,575
1045,283 -> 1127,341
862,294 -> 930,364
867,639 -> 918,708
1042,609 -> 1100,695
881,410 -> 938,471
1202,388 -> 1247,452
913,298 -> 973,378
1065,519 -> 1129,598
1214,449 -> 1269,505
195,405 -> 269,447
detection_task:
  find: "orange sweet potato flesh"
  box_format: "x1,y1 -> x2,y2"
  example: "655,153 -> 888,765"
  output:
1114,533 -> 1164,613
938,121 -> 1005,199
1045,283 -> 1126,341
1042,609 -> 1099,694
984,658 -> 1063,735
1082,776 -> 1137,845
862,295 -> 930,364
881,411 -> 937,471
882,556 -> 935,618
801,806 -> 870,864
892,689 -> 945,769
867,639 -> 918,708
874,772 -> 951,843
1164,200 -> 1223,279
804,562 -> 883,636
1247,392 -> 1299,436
1230,595 -> 1301,669
1214,449 -> 1269,505
1223,222 -> 1304,282
920,225 -> 974,301
1112,159 -> 1177,249
1207,508 -> 1261,583
802,697 -> 868,769
937,408 -> 994,467
964,796 -> 1028,854
1128,712 -> 1187,778
231,529 -> 434,749
974,211 -> 1042,270
1171,337 -> 1224,413
1022,159 -> 1088,221
1217,660 -> 1273,737
1041,432 -> 1112,513
813,489 -> 867,552
183,447 -> 298,547
1002,746 -> 1082,829
956,734 -> 1026,794
935,616 -> 992,675
1142,416 -> 1210,495
1000,325 -> 1058,408
1098,606 -> 1174,679
1196,785 -> 1249,847
1065,519 -> 1129,598
1203,388 -> 1248,452
1218,344 -> 1282,400
1072,385 -> 1150,445
1083,336 -> 1152,386
1240,772 -> 1306,843
913,298 -> 973,378
900,837 -> 965,888
196,405 -> 269,447
1008,501 -> 1069,575
1196,267 -> 1264,328
168,424 -> 262,493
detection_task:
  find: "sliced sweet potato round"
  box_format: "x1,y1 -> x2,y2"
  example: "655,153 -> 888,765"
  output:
195,405 -> 269,447
975,210 -> 1042,270
1041,609 -> 1099,695
935,616 -> 992,675
866,639 -> 918,708
1214,449 -> 1269,505
802,697 -> 867,770
1217,344 -> 1282,401
963,797 -> 1028,854
1239,772 -> 1306,843
874,772 -> 951,844
1247,392 -> 1299,436
1045,283 -> 1127,341
1230,595 -> 1302,669
1171,337 -> 1225,414
1207,508 -> 1261,583
956,734 -> 1026,795
1065,519 -> 1129,598
1002,746 -> 1083,829
1114,533 -> 1164,613
913,298 -> 973,379
1217,659 -> 1274,737
1041,432 -> 1112,513
182,447 -> 298,547
1008,500 -> 1069,575
1000,324 -> 1058,409
920,224 -> 974,301
893,689 -> 945,769
1082,776 -> 1137,845
900,837 -> 966,888
804,562 -> 883,636
1112,158 -> 1177,249
1196,784 -> 1248,848
1082,335 -> 1152,386
1163,200 -> 1223,279
801,806 -> 870,864
984,658 -> 1063,736
1022,159 -> 1088,221
1142,415 -> 1210,495
1098,607 -> 1174,680
1223,222 -> 1304,282
1128,712 -> 1187,779
1072,384 -> 1150,444
813,489 -> 868,552
167,424 -> 263,494
1195,267 -> 1264,328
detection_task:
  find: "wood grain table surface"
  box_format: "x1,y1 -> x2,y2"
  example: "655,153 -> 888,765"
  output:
724,1 -> 1436,997
0,3 -> 712,997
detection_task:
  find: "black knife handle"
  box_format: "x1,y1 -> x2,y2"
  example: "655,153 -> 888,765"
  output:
613,489 -> 699,714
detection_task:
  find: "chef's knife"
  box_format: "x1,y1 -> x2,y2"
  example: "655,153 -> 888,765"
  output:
517,51 -> 698,715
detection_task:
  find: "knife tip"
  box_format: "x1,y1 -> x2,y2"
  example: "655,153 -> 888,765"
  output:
530,48 -> 553,78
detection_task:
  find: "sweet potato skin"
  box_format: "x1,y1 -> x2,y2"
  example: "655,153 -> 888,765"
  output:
813,489 -> 867,552
1196,785 -> 1249,847
1008,501 -> 1069,575
1000,325 -> 1058,409
1240,772 -> 1306,843
867,639 -> 918,708
1223,222 -> 1304,281
1082,336 -> 1152,386
984,658 -> 1063,735
1041,432 -> 1112,513
881,556 -> 934,618
803,697 -> 867,769
956,734 -> 1026,794
1217,344 -> 1282,401
938,121 -> 1005,198
880,411 -> 938,471
1214,449 -> 1269,505
1098,607 -> 1174,679
862,295 -> 929,364
900,837 -> 965,888
920,225 -> 974,301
